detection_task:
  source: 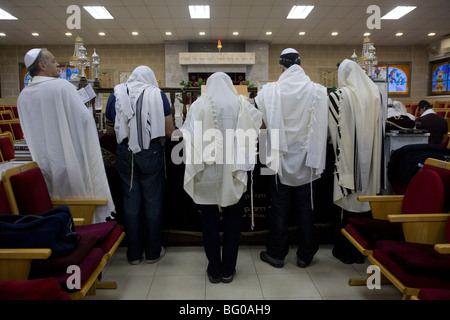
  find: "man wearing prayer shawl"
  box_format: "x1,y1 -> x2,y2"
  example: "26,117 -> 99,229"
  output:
181,72 -> 262,283
255,48 -> 328,269
17,48 -> 115,224
328,59 -> 382,212
327,59 -> 383,264
112,66 -> 175,265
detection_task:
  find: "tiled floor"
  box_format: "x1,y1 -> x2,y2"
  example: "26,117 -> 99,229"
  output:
84,244 -> 403,300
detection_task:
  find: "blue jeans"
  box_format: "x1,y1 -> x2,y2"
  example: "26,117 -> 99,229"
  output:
199,197 -> 245,279
266,176 -> 318,264
116,142 -> 164,261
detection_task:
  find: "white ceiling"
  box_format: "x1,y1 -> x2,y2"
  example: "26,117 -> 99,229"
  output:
0,0 -> 449,47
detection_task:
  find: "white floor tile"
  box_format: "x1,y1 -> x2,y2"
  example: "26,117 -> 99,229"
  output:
89,243 -> 405,301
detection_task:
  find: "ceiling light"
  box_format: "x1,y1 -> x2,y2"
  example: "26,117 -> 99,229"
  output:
381,6 -> 416,20
266,31 -> 272,35
331,32 -> 338,36
0,8 -> 17,20
395,32 -> 403,36
0,33 -> 6,37
65,32 -> 72,36
233,32 -> 239,36
299,32 -> 306,36
132,31 -> 138,36
364,32 -> 371,36
189,5 -> 210,19
428,32 -> 436,36
287,6 -> 314,19
83,6 -> 114,19
32,33 -> 39,37
199,31 -> 206,36
166,32 -> 172,36
99,32 -> 106,36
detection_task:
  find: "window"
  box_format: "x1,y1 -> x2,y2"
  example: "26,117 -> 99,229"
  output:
429,59 -> 449,96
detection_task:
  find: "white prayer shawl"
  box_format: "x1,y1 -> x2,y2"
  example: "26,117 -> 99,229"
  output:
114,66 -> 165,153
327,59 -> 382,212
387,101 -> 415,120
255,64 -> 328,187
17,76 -> 115,223
181,72 -> 262,207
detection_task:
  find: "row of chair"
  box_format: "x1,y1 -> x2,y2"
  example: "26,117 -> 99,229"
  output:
0,120 -> 24,142
0,105 -> 18,119
0,132 -> 15,163
0,161 -> 125,300
341,158 -> 450,300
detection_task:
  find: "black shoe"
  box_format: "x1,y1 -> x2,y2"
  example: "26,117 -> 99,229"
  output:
297,257 -> 312,268
353,254 -> 366,264
332,247 -> 354,264
207,272 -> 221,284
260,251 -> 284,268
221,270 -> 236,284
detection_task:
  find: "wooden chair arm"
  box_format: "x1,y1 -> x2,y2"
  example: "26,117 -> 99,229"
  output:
435,244 -> 450,254
51,198 -> 108,225
0,249 -> 52,281
73,218 -> 86,226
387,213 -> 449,244
387,213 -> 450,223
51,198 -> 108,206
0,248 -> 52,259
357,195 -> 404,220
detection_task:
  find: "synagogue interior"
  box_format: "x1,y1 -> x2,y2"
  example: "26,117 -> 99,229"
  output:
0,0 -> 450,306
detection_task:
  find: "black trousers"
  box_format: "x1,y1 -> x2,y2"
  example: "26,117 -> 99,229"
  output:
199,196 -> 245,278
266,177 -> 318,263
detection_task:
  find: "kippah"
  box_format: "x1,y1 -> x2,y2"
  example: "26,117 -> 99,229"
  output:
279,48 -> 300,68
280,48 -> 299,56
24,48 -> 42,68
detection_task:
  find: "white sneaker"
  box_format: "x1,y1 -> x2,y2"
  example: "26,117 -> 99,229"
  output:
146,247 -> 165,264
128,257 -> 143,265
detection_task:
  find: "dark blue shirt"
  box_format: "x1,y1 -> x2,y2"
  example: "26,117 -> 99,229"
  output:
105,91 -> 171,122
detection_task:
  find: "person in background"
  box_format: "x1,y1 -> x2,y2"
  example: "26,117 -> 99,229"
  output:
17,48 -> 115,223
387,99 -> 415,120
181,72 -> 262,283
415,100 -> 448,146
109,65 -> 175,265
255,48 -> 328,269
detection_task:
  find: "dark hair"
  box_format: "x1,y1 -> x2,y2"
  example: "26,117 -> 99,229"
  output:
418,100 -> 431,110
27,48 -> 48,77
279,53 -> 301,68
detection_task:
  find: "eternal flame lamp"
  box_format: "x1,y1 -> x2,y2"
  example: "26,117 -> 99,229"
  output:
217,40 -> 222,52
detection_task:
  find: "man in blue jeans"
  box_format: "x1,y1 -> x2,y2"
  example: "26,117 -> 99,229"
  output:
107,66 -> 175,264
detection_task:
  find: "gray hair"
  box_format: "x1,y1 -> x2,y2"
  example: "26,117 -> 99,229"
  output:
27,48 -> 48,77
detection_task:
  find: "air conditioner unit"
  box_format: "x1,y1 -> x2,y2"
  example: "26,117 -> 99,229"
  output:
441,37 -> 450,53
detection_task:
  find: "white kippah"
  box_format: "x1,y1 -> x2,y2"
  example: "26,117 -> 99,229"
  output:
281,48 -> 298,56
24,48 -> 42,68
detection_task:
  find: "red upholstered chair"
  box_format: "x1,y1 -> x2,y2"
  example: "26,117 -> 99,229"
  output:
366,160 -> 450,299
410,104 -> 419,117
414,288 -> 450,300
0,161 -> 125,299
0,277 -> 71,300
341,158 -> 449,286
0,132 -> 15,162
10,122 -> 24,141
0,183 -> 12,215
369,214 -> 450,300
